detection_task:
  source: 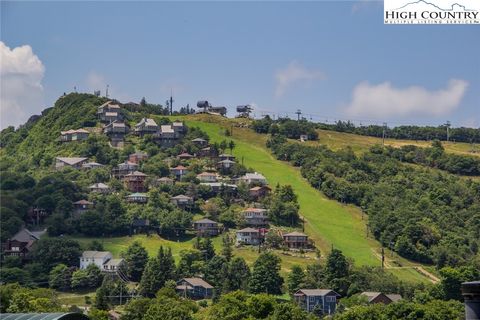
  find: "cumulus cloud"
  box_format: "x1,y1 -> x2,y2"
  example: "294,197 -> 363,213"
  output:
345,79 -> 468,119
274,60 -> 325,98
0,41 -> 45,129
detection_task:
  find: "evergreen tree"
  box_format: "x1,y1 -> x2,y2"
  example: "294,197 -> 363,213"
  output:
204,255 -> 228,289
221,234 -> 233,262
326,249 -> 349,280
249,252 -> 283,294
94,283 -> 109,310
225,257 -> 250,292
287,265 -> 305,294
139,246 -> 175,297
48,264 -> 71,290
124,241 -> 149,281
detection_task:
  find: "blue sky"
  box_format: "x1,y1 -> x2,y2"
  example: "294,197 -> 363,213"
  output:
1,1 -> 479,128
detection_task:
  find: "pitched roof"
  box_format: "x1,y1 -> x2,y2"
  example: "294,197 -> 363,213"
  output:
130,151 -> 148,157
56,157 -> 88,165
218,159 -> 235,164
82,251 -> 112,259
105,112 -> 118,117
192,138 -> 207,142
194,218 -> 218,224
89,183 -> 109,189
136,118 -> 158,128
158,177 -> 174,181
197,172 -> 217,177
11,228 -> 45,242
178,152 -> 193,157
242,172 -> 266,180
294,289 -> 340,297
172,121 -> 184,127
172,194 -> 193,200
250,186 -> 271,191
244,208 -> 267,213
283,231 -> 307,237
181,277 -> 213,289
200,182 -> 237,188
237,227 -> 260,233
125,171 -> 147,177
171,165 -> 187,170
127,193 -> 148,198
73,200 -> 93,205
386,294 -> 402,302
360,292 -> 384,302
219,154 -> 234,158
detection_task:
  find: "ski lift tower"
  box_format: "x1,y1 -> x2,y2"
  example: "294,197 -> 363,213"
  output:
236,105 -> 253,118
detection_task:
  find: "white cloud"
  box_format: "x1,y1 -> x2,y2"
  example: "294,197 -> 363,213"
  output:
274,60 -> 325,98
345,79 -> 468,119
0,41 -> 45,129
86,71 -> 106,92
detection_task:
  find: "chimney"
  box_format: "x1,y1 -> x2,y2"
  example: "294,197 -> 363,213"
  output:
462,281 -> 480,320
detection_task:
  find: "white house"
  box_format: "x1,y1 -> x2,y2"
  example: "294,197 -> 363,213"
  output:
80,251 -> 112,270
236,228 -> 262,245
80,251 -> 124,273
238,172 -> 267,185
197,172 -> 218,183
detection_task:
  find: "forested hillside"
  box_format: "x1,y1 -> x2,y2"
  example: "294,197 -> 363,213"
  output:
266,135 -> 480,268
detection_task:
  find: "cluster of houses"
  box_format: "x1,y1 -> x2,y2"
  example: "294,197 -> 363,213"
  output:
76,248 -> 402,315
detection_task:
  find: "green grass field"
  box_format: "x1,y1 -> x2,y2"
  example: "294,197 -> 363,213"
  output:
307,129 -> 480,157
164,114 -> 432,283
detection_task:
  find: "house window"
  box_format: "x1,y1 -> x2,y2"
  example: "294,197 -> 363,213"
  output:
309,296 -> 315,303
326,296 -> 336,302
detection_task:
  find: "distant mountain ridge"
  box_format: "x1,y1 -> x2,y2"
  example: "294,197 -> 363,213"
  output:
394,0 -> 477,11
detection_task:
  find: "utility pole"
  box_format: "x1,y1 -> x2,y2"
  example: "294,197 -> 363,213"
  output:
382,122 -> 387,146
381,247 -> 385,269
446,121 -> 451,142
295,109 -> 302,121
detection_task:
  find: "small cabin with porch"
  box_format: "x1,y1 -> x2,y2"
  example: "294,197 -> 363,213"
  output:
176,278 -> 213,299
193,218 -> 220,236
294,289 -> 340,314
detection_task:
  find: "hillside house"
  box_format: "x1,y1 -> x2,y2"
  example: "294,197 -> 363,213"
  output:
176,278 -> 213,299
249,186 -> 271,199
60,129 -> 89,142
283,231 -> 311,249
200,182 -> 238,195
97,102 -> 122,122
219,154 -> 235,161
218,159 -> 235,169
80,251 -> 125,273
73,200 -> 94,216
172,121 -> 186,135
243,208 -> 269,226
238,172 -> 267,186
128,151 -> 149,164
191,138 -> 208,147
82,162 -> 104,170
360,292 -> 402,304
126,192 -> 148,203
113,161 -> 139,178
236,228 -> 262,245
135,118 -> 159,135
156,177 -> 174,186
153,125 -> 178,147
294,289 -> 340,314
55,157 -> 88,170
2,228 -> 46,260
197,172 -> 218,183
123,171 -> 147,192
170,165 -> 189,180
89,183 -> 110,194
198,146 -> 216,158
171,194 -> 193,208
300,134 -> 309,142
193,218 -> 220,236
178,152 -> 194,160
131,218 -> 151,234
104,121 -> 128,147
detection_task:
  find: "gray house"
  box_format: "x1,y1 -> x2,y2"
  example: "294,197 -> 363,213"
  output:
176,278 -> 213,299
294,289 -> 340,314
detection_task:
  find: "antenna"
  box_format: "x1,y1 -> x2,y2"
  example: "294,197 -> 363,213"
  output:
74,86 -> 77,93
170,88 -> 174,115
106,84 -> 110,98
295,109 -> 302,121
